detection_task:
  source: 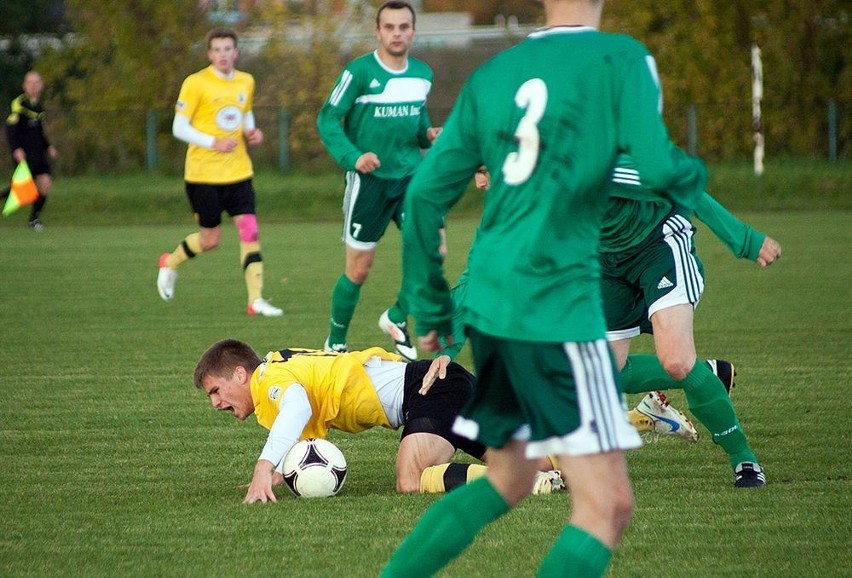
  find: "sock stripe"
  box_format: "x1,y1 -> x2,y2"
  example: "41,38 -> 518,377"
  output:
181,239 -> 197,259
242,251 -> 262,270
442,463 -> 470,492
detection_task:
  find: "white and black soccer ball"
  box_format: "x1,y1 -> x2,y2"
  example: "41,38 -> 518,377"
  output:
281,438 -> 348,498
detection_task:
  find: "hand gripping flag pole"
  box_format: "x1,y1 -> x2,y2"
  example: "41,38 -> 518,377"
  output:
2,160 -> 40,216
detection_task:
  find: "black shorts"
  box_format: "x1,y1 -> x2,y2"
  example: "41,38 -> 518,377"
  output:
400,360 -> 485,460
185,179 -> 255,228
12,152 -> 50,176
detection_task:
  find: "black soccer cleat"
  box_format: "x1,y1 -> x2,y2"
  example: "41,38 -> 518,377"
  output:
734,462 -> 766,488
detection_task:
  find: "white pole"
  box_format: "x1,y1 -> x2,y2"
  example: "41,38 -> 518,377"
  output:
752,43 -> 764,175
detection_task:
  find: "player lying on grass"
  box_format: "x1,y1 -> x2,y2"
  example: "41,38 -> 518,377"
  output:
193,339 -> 565,504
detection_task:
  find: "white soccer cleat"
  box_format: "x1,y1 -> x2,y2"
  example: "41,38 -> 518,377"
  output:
635,391 -> 699,442
323,337 -> 348,354
531,470 -> 565,495
378,309 -> 417,361
247,298 -> 283,317
157,253 -> 177,301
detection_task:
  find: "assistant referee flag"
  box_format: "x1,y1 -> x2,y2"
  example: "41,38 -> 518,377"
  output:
2,160 -> 39,216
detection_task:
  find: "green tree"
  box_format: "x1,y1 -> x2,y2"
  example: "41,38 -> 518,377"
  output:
37,0 -> 208,172
250,1 -> 371,164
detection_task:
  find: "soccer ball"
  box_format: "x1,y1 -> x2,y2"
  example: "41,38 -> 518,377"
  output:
281,438 -> 348,498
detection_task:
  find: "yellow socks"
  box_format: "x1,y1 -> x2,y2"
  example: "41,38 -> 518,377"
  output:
165,233 -> 202,269
419,463 -> 487,493
240,241 -> 264,304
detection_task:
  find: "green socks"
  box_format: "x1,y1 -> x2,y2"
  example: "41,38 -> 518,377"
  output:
381,477 -> 509,577
387,301 -> 407,325
538,525 -> 612,578
681,362 -> 757,468
621,354 -> 682,394
329,275 -> 361,344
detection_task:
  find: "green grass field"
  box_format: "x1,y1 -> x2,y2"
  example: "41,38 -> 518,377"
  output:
1,165 -> 851,576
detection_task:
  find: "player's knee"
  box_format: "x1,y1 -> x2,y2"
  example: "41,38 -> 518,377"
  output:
660,356 -> 693,381
610,487 -> 634,535
237,214 -> 258,242
345,264 -> 371,285
200,237 -> 220,251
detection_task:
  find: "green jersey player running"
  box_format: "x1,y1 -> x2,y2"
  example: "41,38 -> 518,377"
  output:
317,1 -> 441,360
600,153 -> 781,488
383,1 -> 707,576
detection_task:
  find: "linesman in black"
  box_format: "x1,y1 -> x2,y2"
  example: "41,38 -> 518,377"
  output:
5,71 -> 59,231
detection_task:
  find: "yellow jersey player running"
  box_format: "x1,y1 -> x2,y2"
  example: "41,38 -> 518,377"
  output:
157,28 -> 283,317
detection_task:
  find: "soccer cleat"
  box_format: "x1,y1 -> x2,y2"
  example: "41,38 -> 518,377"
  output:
531,470 -> 565,495
247,298 -> 283,317
323,337 -> 348,354
635,391 -> 699,442
378,309 -> 417,361
27,219 -> 44,232
157,253 -> 177,301
734,462 -> 766,488
707,359 -> 736,396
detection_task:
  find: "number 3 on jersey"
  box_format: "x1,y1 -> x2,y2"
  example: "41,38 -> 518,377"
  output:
502,78 -> 548,186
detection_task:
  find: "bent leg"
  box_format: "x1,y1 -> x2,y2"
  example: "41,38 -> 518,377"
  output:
652,305 -> 757,469
395,432 -> 456,493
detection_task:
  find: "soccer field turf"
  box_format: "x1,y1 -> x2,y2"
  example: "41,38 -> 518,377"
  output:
1,212 -> 850,576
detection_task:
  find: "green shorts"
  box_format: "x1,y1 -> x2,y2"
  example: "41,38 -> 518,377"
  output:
341,171 -> 411,250
600,212 -> 705,339
452,328 -> 642,458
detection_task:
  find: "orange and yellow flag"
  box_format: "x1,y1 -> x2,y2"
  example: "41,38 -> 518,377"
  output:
2,160 -> 39,217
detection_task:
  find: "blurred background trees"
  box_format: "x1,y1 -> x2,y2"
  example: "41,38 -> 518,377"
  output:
0,0 -> 848,172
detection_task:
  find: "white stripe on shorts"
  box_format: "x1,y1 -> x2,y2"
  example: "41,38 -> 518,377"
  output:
649,214 -> 704,317
527,339 -> 642,458
341,171 -> 375,251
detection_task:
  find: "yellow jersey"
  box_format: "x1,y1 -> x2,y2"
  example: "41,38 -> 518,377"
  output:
250,347 -> 402,439
175,66 -> 255,184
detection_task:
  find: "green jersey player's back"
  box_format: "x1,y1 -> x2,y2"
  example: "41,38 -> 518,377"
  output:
402,26 -> 707,343
317,51 -> 434,180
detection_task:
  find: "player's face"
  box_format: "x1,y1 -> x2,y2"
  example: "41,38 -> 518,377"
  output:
376,8 -> 415,59
202,367 -> 253,421
207,37 -> 239,75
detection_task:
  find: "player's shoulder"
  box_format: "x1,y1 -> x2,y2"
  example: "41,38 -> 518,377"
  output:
406,55 -> 434,78
344,51 -> 378,73
599,31 -> 652,58
232,69 -> 255,85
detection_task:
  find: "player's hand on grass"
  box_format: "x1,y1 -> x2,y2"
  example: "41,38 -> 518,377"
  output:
355,152 -> 381,173
420,355 -> 451,395
243,460 -> 277,504
757,236 -> 782,268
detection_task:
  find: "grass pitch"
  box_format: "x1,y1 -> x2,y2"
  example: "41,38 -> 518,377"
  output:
0,185 -> 850,575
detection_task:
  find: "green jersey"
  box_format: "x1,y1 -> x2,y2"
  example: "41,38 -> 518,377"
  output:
601,154 -> 766,259
401,26 -> 706,343
317,51 -> 433,180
